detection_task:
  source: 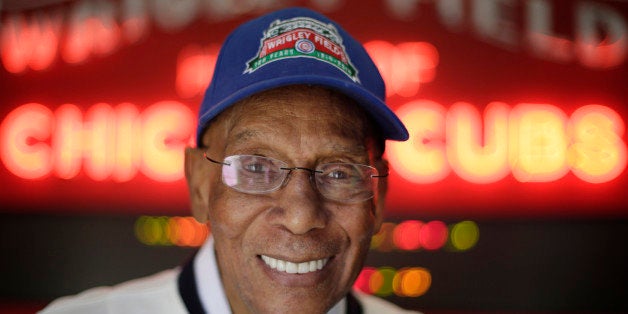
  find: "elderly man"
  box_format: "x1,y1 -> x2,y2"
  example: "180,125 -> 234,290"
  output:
41,7 -> 415,314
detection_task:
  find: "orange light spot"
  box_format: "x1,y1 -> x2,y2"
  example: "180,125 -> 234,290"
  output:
395,267 -> 431,297
175,217 -> 196,246
190,217 -> 209,246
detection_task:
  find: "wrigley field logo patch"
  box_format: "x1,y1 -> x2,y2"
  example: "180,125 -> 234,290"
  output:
245,16 -> 360,82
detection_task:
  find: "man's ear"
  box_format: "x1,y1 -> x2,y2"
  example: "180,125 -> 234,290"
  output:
185,147 -> 211,223
373,158 -> 388,234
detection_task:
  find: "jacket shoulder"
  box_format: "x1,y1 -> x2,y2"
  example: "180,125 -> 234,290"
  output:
39,268 -> 187,314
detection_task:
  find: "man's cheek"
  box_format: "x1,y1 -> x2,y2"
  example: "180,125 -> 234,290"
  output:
210,195 -> 254,239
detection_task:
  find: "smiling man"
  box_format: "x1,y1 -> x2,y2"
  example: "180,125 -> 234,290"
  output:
41,7 -> 415,314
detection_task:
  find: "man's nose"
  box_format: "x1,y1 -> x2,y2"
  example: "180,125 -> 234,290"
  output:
273,170 -> 327,235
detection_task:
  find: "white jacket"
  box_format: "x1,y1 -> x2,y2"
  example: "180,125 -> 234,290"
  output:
40,238 -> 420,314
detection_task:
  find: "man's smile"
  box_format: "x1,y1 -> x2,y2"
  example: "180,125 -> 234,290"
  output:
260,255 -> 330,274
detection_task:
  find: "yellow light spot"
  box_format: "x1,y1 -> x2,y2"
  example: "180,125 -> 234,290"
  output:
374,267 -> 396,297
450,221 -> 480,251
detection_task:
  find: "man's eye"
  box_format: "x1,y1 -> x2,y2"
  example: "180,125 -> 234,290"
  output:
243,163 -> 267,173
328,170 -> 349,180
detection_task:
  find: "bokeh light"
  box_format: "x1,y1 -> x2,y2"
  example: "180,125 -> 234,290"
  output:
355,266 -> 432,298
353,267 -> 378,294
133,217 -> 477,300
371,220 -> 479,252
419,220 -> 449,250
393,220 -> 423,251
374,267 -> 397,296
449,220 -> 480,251
393,268 -> 432,297
135,215 -> 208,247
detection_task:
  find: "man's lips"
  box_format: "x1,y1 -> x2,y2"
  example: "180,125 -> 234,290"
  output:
260,255 -> 330,274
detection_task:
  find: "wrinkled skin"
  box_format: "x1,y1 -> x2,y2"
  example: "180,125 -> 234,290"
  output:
185,86 -> 387,314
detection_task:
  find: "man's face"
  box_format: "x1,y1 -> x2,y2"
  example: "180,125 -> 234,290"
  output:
186,86 -> 385,313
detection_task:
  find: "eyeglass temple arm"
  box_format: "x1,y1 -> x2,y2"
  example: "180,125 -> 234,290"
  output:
204,152 -> 230,165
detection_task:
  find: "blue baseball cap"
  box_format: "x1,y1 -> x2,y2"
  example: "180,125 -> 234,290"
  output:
196,7 -> 409,146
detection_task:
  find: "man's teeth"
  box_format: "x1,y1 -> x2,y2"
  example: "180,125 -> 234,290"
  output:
261,255 -> 328,274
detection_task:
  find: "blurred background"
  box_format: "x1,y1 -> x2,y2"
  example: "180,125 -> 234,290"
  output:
1,0 -> 627,313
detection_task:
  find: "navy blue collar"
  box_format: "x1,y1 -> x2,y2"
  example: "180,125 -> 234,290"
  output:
177,253 -> 205,314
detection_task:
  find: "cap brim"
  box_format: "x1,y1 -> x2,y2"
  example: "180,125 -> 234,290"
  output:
197,75 -> 409,144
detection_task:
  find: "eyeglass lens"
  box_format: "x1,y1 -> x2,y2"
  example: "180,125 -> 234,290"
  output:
219,155 -> 378,203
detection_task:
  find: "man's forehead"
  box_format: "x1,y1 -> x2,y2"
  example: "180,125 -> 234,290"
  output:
228,127 -> 369,154
201,85 -> 376,149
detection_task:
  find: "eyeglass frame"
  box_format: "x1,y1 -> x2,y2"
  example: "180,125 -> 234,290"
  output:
203,153 -> 388,203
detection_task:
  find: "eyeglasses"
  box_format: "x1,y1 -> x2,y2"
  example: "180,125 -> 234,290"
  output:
204,154 -> 387,203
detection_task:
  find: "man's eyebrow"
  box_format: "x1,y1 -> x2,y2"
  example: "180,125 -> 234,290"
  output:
230,129 -> 368,157
231,129 -> 262,146
330,143 -> 364,153
328,144 -> 369,158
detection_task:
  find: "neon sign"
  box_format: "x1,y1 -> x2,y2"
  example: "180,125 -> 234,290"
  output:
0,102 -> 194,182
1,1 -> 626,217
1,101 -> 625,184
389,101 -> 626,184
0,40 -> 444,182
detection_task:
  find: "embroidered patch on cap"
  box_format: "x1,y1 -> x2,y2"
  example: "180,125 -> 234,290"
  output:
245,16 -> 360,83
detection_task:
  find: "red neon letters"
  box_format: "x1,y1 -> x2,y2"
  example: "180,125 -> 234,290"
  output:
1,101 -> 625,184
389,102 -> 627,184
0,101 -> 194,182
